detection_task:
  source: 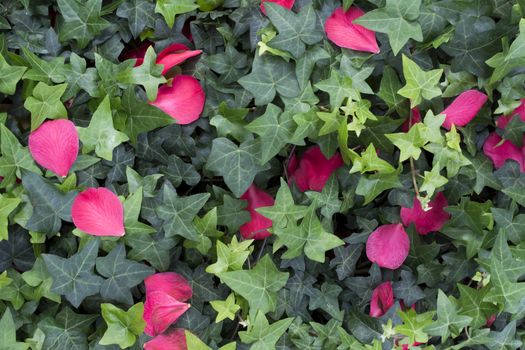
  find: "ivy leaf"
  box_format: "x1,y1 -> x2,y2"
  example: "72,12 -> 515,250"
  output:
217,194 -> 250,233
161,155 -> 200,187
185,208 -> 223,254
398,55 -> 443,107
95,244 -> 154,305
306,175 -> 342,218
494,162 -> 525,207
486,321 -> 522,350
125,233 -> 175,271
23,82 -> 68,130
95,54 -> 134,97
349,144 -> 396,174
0,227 -> 35,272
99,303 -> 145,349
355,172 -> 402,205
63,53 -> 99,99
395,308 -> 435,345
0,194 -> 20,241
487,19 -> 525,84
78,95 -> 129,161
501,115 -> 525,147
354,0 -> 423,55
206,236 -> 253,275
0,309 -> 29,350
21,256 -> 60,303
315,70 -> 357,109
424,290 -> 472,341
42,239 -> 104,308
239,311 -> 293,350
330,244 -> 363,280
155,0 -> 198,28
22,171 -> 77,235
206,138 -> 268,197
393,270 -> 425,306
39,307 -> 98,350
265,3 -> 323,59
22,47 -> 67,83
218,255 -> 289,316
470,154 -> 502,194
377,66 -> 407,115
457,284 -> 498,329
116,0 -> 156,38
0,53 -> 26,95
210,293 -> 241,322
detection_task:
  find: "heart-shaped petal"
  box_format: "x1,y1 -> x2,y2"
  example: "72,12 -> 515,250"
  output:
143,291 -> 191,336
150,75 -> 205,125
441,90 -> 488,129
71,188 -> 125,237
366,223 -> 409,269
260,0 -> 295,15
157,43 -> 202,75
369,281 -> 394,318
325,7 -> 380,53
145,272 -> 192,302
240,184 -> 274,240
400,192 -> 450,235
144,328 -> 187,350
28,119 -> 79,177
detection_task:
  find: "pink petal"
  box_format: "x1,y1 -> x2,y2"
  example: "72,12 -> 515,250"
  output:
28,119 -> 79,177
71,188 -> 125,237
496,99 -> 525,129
260,0 -> 295,15
157,44 -> 202,75
144,328 -> 187,350
369,281 -> 394,318
366,223 -> 409,269
400,192 -> 450,235
486,314 -> 496,328
441,90 -> 488,130
239,184 -> 274,240
143,291 -> 191,336
149,75 -> 205,125
288,146 -> 343,192
401,108 -> 422,132
145,272 -> 192,302
483,132 -> 525,171
325,7 -> 380,54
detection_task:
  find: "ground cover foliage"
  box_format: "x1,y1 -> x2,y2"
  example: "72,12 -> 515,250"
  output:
0,0 -> 524,349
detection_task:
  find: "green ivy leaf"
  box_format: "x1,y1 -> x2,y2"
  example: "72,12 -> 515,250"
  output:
395,308 -> 435,345
39,307 -> 98,350
125,233 -> 175,271
457,284 -> 498,329
315,70 -> 357,109
23,82 -> 68,130
210,293 -> 241,322
116,0 -> 156,38
0,309 -> 29,350
22,47 -> 67,83
206,236 -> 253,275
424,290 -> 472,341
0,194 -> 20,241
398,55 -> 443,107
155,0 -> 198,28
239,311 -> 293,350
63,53 -> 99,99
0,53 -> 26,95
355,172 -> 402,204
99,303 -> 145,349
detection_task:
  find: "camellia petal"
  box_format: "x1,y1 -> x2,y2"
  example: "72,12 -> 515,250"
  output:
369,281 -> 394,318
260,0 -> 295,15
28,119 -> 79,177
325,7 -> 380,53
288,146 -> 343,192
483,132 -> 525,171
400,192 -> 450,235
143,291 -> 191,336
144,272 -> 192,302
150,75 -> 205,125
441,90 -> 488,130
71,188 -> 125,237
239,184 -> 274,240
156,44 -> 202,75
366,223 -> 409,269
144,328 -> 187,350
401,107 -> 422,132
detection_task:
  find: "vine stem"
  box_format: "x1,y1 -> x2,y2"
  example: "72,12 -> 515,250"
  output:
408,110 -> 420,197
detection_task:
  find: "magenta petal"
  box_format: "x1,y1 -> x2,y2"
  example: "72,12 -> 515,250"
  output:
157,43 -> 202,75
366,223 -> 409,269
145,272 -> 192,302
150,75 -> 205,125
496,99 -> 525,129
71,188 -> 125,237
401,107 -> 422,132
144,329 -> 187,350
400,192 -> 450,235
441,90 -> 488,129
289,146 -> 343,192
239,184 -> 274,240
483,132 -> 525,171
260,0 -> 295,15
28,119 -> 79,177
143,291 -> 191,336
325,7 -> 380,53
369,281 -> 394,318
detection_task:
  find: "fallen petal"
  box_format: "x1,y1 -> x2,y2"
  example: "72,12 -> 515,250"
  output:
157,43 -> 202,75
400,192 -> 450,235
325,7 -> 380,53
289,146 -> 343,192
369,281 -> 394,318
143,291 -> 191,336
240,184 -> 274,240
441,90 -> 488,130
366,223 -> 409,269
145,272 -> 192,302
144,328 -> 187,350
483,132 -> 524,171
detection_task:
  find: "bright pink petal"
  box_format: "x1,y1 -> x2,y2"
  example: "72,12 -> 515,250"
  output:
441,90 -> 488,129
28,119 -> 79,177
369,281 -> 394,318
366,223 -> 409,269
325,7 -> 380,53
401,108 -> 421,132
400,192 -> 450,235
143,291 -> 191,336
144,328 -> 187,350
71,188 -> 125,237
289,146 -> 343,192
260,0 -> 295,15
239,184 -> 274,240
150,75 -> 205,124
483,132 -> 525,171
157,44 -> 202,75
145,272 -> 192,302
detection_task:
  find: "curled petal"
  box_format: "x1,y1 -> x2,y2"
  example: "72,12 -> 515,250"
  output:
325,7 -> 380,53
483,132 -> 524,171
441,90 -> 488,129
366,223 -> 409,269
260,0 -> 295,15
71,188 -> 125,237
145,272 -> 192,302
400,192 -> 450,235
28,119 -> 79,177
157,44 -> 202,75
240,184 -> 274,240
370,281 -> 394,318
150,75 -> 205,125
288,146 -> 343,192
143,291 -> 191,336
144,328 -> 187,350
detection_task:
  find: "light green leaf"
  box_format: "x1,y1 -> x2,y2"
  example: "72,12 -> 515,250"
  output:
155,0 -> 198,28
0,309 -> 29,350
116,0 -> 156,37
206,236 -> 253,274
0,194 -> 20,241
239,312 -> 293,350
398,55 -> 443,107
0,53 -> 26,95
23,82 -> 68,130
99,303 -> 145,349
210,293 -> 241,322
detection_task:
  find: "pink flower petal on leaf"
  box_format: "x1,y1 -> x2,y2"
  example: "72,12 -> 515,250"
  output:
441,90 -> 488,130
288,146 -> 343,192
71,188 -> 125,237
400,192 -> 450,235
145,272 -> 192,302
369,281 -> 394,318
157,44 -> 202,75
401,108 -> 422,132
143,291 -> 191,336
366,223 -> 409,269
144,328 -> 187,350
483,132 -> 525,171
150,75 -> 205,125
325,7 -> 380,53
260,0 -> 295,15
28,119 -> 79,177
240,184 -> 274,240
